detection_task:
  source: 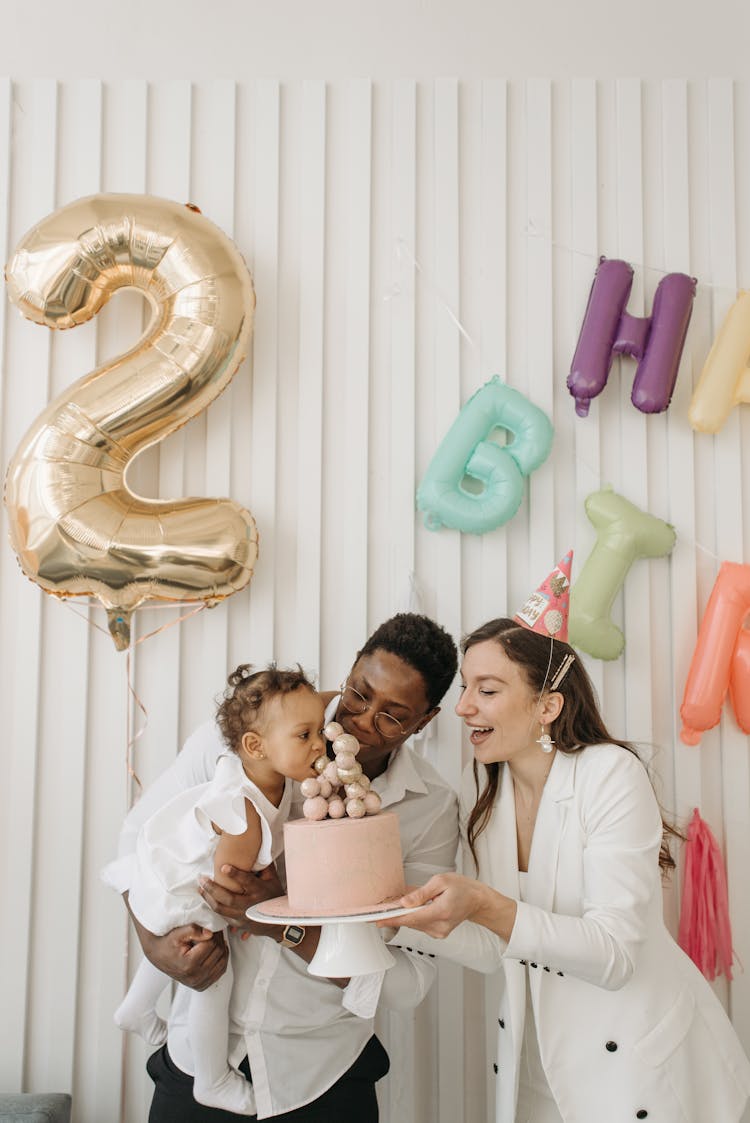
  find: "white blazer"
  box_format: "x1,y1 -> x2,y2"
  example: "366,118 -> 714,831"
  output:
395,745 -> 750,1123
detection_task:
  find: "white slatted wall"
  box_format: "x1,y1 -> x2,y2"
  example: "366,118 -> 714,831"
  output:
1,79 -> 749,1123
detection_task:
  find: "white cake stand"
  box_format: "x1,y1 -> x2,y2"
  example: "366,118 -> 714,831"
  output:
246,900 -> 421,977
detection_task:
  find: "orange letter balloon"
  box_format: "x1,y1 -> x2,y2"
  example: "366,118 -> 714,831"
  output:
680,562 -> 750,744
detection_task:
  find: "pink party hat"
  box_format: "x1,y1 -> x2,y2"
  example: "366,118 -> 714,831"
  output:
514,551 -> 573,641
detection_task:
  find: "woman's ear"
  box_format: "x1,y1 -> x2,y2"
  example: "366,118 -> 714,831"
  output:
540,691 -> 564,726
241,729 -> 265,760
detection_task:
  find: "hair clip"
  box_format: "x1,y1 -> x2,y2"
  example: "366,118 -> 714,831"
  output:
549,653 -> 575,691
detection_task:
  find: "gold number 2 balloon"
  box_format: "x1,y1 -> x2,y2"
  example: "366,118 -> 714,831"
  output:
4,193 -> 258,650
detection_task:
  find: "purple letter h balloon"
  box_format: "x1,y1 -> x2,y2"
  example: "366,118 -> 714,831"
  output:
567,257 -> 696,417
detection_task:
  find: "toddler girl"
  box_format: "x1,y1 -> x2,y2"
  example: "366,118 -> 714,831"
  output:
103,663 -> 325,1114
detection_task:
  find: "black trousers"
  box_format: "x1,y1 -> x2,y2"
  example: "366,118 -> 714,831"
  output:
146,1035 -> 390,1122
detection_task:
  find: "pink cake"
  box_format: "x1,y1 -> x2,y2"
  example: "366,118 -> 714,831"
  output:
282,810 -> 406,916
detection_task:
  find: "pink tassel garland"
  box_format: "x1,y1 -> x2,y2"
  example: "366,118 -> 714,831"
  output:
677,807 -> 734,982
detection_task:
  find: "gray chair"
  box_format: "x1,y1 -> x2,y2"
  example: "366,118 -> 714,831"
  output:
0,1093 -> 72,1123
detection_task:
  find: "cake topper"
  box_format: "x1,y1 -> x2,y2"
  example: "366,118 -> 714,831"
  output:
300,722 -> 382,820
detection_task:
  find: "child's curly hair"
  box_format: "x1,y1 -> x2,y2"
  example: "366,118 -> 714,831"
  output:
216,663 -> 316,754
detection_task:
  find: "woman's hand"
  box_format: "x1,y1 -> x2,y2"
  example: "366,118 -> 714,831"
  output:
380,873 -> 518,941
381,874 -> 487,939
199,863 -> 283,933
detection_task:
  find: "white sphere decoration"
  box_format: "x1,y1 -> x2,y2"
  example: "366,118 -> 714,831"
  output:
323,760 -> 340,785
337,764 -> 363,784
328,797 -> 346,819
346,797 -> 366,819
332,733 -> 360,756
363,791 -> 382,815
303,795 -> 329,820
297,728 -> 382,822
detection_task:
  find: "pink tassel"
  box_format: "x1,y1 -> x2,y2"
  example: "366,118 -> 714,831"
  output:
678,808 -> 734,981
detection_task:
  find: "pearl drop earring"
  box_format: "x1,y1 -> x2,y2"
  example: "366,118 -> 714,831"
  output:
536,725 -> 554,753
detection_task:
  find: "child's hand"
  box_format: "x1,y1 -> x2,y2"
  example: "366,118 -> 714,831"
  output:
199,862 -> 283,929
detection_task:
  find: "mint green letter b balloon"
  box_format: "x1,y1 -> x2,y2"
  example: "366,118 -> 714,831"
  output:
416,377 -> 554,535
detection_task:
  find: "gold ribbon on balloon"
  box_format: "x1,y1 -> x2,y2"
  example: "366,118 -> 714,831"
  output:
4,194 -> 258,650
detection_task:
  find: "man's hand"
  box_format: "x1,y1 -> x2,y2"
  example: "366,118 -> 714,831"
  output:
131,913 -> 228,991
199,863 -> 283,933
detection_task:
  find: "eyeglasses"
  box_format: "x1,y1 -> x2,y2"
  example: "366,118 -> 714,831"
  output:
339,682 -> 420,741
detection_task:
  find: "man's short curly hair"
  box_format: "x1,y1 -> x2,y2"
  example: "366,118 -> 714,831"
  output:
356,613 -> 458,709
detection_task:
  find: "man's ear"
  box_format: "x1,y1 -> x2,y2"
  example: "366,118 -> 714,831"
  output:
241,730 -> 265,759
415,706 -> 440,735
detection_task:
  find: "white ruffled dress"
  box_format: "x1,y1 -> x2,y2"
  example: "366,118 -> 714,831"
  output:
104,752 -> 292,935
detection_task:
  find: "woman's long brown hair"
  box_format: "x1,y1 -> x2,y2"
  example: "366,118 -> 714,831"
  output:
463,619 -> 681,873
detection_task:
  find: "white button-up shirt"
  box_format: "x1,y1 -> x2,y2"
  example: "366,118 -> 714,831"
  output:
115,703 -> 458,1118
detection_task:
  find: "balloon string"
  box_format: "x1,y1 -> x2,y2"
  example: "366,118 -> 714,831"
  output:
524,220 -> 744,297
125,605 -> 207,801
60,599 -> 207,798
125,646 -> 146,797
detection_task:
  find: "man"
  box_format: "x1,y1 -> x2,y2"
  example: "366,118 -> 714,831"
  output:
115,613 -> 459,1121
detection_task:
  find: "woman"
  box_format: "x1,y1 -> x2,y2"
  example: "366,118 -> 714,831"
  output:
387,618 -> 750,1123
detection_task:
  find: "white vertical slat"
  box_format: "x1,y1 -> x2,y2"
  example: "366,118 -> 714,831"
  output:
24,78 -> 102,1096
0,78 -> 11,481
613,80 -> 651,747
226,84 -> 257,671
660,79 -> 701,934
430,77 -> 465,1123
388,80 -> 417,619
295,81 -> 326,673
503,81 -> 526,602
75,79 -> 149,1123
473,73 -> 512,1123
243,78 -> 280,665
342,81 -> 372,649
592,80 -> 624,726
186,80 -> 238,710
477,79 -> 508,628
0,79 -> 57,1092
684,84 -> 726,857
639,85 -> 674,771
568,79 -> 604,702
373,78 -> 421,1123
453,79 -> 482,647
142,79 -> 194,763
525,80 -> 555,574
548,82 -> 578,600
707,80 -> 750,1039
429,79 -> 463,785
0,77 -> 47,1093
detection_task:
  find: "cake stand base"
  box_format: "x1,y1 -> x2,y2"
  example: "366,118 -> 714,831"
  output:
246,901 -> 420,977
